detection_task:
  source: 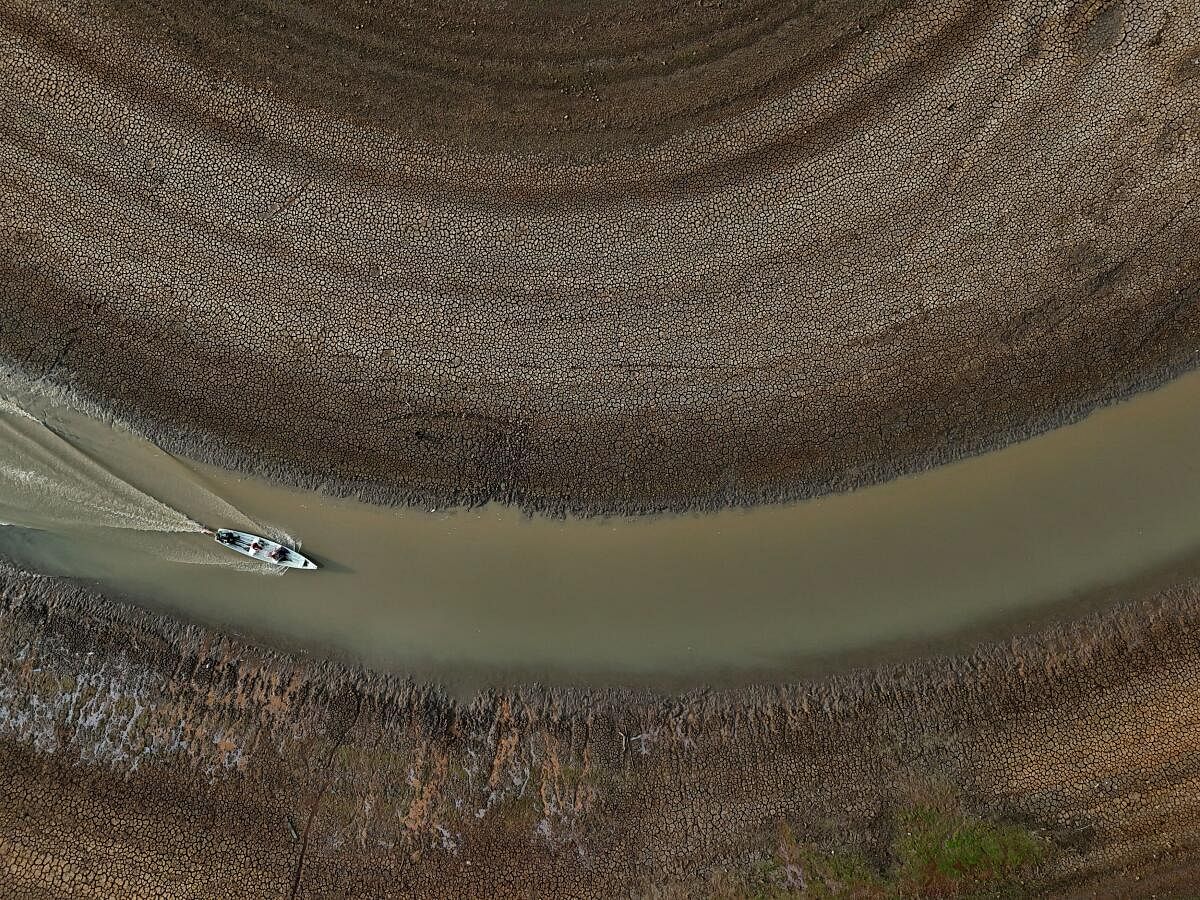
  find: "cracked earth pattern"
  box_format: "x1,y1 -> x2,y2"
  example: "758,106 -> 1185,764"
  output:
3,567 -> 1200,897
0,0 -> 1197,512
2,0 -> 1200,895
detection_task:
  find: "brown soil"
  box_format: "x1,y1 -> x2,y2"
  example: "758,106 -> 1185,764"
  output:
0,0 -> 1197,513
3,564 -> 1200,896
79,0 -> 908,157
3,0 -> 1200,894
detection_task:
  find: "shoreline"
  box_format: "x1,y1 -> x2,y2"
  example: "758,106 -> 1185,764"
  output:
3,561 -> 1200,894
9,355 -> 1200,694
3,0 -> 1200,892
7,348 -> 1200,520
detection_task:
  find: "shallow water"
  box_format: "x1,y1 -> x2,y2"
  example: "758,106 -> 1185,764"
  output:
2,369 -> 1200,688
0,412 -> 199,534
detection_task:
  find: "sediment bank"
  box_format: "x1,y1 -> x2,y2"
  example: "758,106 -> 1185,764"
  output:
3,0 -> 1200,893
2,562 -> 1200,896
1,0 -> 1197,514
10,361 -> 1200,691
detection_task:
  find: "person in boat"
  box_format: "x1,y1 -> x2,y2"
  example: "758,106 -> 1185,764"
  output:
269,546 -> 289,562
250,540 -> 263,554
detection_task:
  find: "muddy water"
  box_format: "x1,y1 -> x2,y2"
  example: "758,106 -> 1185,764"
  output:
0,406 -> 201,534
2,370 -> 1200,688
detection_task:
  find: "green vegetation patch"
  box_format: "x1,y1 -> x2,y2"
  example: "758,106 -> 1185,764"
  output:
892,803 -> 1046,896
700,790 -> 1049,899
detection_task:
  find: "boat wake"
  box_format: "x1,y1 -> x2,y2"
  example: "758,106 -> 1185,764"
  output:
0,380 -> 288,573
0,413 -> 203,534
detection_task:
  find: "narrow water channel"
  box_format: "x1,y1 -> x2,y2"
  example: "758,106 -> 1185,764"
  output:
2,370 -> 1200,689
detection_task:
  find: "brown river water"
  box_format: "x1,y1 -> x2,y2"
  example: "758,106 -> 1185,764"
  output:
2,370 -> 1200,690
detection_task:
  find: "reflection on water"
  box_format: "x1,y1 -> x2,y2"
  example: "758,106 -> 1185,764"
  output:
2,369 -> 1200,688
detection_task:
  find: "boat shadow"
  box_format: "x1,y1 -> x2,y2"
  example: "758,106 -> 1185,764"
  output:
306,554 -> 352,575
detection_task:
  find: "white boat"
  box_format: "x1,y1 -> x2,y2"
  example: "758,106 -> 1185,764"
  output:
205,528 -> 319,570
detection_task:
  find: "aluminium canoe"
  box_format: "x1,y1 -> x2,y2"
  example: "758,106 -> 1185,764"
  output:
207,528 -> 318,570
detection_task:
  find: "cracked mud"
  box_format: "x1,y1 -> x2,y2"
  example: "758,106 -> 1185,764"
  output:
1,0 -> 1199,895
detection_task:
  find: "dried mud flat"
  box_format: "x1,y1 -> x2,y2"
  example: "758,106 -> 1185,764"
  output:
1,0 -> 1197,513
3,564 -> 1200,897
2,0 -> 1200,895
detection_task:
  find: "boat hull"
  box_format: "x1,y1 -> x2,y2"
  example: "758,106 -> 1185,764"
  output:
213,529 -> 318,570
